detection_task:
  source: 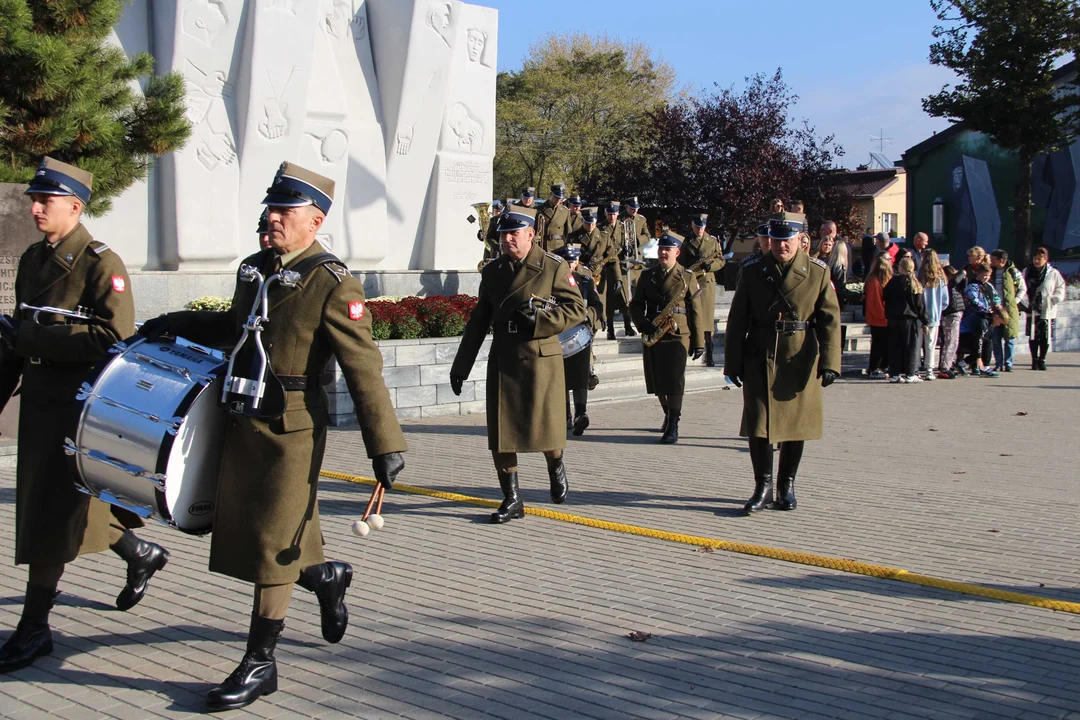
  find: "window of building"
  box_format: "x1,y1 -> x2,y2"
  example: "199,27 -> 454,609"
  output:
881,213 -> 898,235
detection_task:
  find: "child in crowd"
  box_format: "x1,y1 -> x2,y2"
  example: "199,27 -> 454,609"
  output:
864,254 -> 892,379
1021,246 -> 1067,370
959,261 -> 1002,377
883,257 -> 928,383
917,250 -> 949,380
938,264 -> 966,378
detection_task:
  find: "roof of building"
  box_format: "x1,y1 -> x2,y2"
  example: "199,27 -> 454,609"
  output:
827,167 -> 905,199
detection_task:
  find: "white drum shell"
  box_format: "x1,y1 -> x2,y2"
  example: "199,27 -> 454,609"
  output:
558,323 -> 594,358
72,338 -> 226,533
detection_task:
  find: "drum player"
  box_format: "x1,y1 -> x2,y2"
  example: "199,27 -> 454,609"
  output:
138,162 -> 407,712
556,243 -> 604,437
0,158 -> 171,674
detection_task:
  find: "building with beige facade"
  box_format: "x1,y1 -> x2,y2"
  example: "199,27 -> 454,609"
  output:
835,167 -> 908,238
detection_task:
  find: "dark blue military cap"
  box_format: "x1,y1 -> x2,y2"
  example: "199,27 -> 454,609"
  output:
556,244 -> 582,261
257,208 -> 270,234
551,183 -> 567,199
605,201 -> 620,215
567,194 -> 583,207
624,196 -> 641,209
692,213 -> 708,228
658,230 -> 684,249
25,157 -> 93,204
581,206 -> 598,224
756,222 -> 770,237
497,206 -> 537,233
520,186 -> 536,199
262,161 -> 334,215
768,212 -> 805,241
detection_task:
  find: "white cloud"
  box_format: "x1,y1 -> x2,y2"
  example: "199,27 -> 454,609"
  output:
795,63 -> 958,168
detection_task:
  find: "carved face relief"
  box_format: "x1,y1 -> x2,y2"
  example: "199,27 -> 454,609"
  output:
182,0 -> 228,47
466,28 -> 486,62
425,2 -> 453,47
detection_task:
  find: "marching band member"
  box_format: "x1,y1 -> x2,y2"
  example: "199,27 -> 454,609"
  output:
139,162 -> 407,711
629,231 -> 705,445
556,244 -> 604,436
0,158 -> 169,674
679,213 -> 726,366
450,205 -> 586,522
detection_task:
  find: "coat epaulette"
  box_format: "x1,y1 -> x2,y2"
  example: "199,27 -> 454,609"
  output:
88,241 -> 111,256
809,257 -> 828,270
544,251 -> 565,264
322,262 -> 350,283
741,255 -> 761,268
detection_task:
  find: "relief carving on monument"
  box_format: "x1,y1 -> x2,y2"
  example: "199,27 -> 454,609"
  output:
465,27 -> 493,68
183,0 -> 229,46
447,102 -> 483,154
425,2 -> 454,48
258,67 -> 297,140
184,60 -> 237,170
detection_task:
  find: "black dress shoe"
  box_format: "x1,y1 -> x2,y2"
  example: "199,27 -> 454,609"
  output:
296,561 -> 353,644
491,471 -> 524,523
743,477 -> 775,514
206,616 -> 283,712
606,328 -> 616,341
658,411 -> 669,433
548,458 -> 569,504
660,414 -> 680,444
572,413 -> 590,436
0,584 -> 57,674
110,530 -> 169,611
588,374 -> 600,390
624,326 -> 637,337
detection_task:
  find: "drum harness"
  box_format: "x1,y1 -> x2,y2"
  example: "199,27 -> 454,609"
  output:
223,252 -> 343,418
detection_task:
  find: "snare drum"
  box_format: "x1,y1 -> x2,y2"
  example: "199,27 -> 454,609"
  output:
65,336 -> 227,534
558,322 -> 594,358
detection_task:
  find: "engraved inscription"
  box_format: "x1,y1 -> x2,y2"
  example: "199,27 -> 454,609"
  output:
443,160 -> 487,185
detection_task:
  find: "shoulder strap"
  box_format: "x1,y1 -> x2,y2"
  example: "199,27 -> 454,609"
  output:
288,252 -> 344,279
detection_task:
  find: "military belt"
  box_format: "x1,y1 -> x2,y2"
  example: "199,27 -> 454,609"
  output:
547,234 -> 564,241
774,319 -> 813,332
278,373 -> 334,391
28,357 -> 53,366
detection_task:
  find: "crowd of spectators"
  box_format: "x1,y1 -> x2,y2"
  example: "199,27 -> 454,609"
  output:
858,241 -> 1067,382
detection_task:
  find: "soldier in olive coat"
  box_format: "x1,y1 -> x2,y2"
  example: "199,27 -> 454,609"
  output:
535,184 -> 572,254
679,213 -> 726,366
599,202 -> 638,339
479,199 -> 505,266
140,162 -> 407,711
566,195 -> 584,235
450,206 -> 586,523
630,231 -> 705,444
724,213 -> 841,515
556,244 -> 603,436
0,159 -> 170,675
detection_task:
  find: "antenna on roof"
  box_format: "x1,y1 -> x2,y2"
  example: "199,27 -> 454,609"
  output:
870,129 -> 894,153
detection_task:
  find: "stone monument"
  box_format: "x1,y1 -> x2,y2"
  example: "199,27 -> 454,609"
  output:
85,0 -> 497,275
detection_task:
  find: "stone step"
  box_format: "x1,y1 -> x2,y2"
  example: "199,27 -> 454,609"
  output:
587,366 -> 735,407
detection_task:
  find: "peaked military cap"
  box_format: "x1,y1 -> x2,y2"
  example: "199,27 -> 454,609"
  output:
492,199 -> 505,211
658,230 -> 684,248
550,183 -> 567,199
605,201 -> 621,215
257,208 -> 270,234
755,222 -> 770,237
567,194 -> 583,206
521,186 -> 536,199
263,161 -> 335,214
581,206 -> 599,224
623,196 -> 641,209
556,244 -> 582,260
497,205 -> 537,233
25,157 -> 93,204
768,212 -> 805,241
692,213 -> 708,228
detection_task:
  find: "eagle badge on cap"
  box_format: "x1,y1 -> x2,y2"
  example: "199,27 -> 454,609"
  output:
111,276 -> 126,293
348,301 -> 364,320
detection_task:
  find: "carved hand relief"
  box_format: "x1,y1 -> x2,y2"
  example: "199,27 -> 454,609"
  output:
395,70 -> 441,156
396,125 -> 414,155
183,60 -> 237,170
425,1 -> 454,48
447,103 -> 483,154
182,0 -> 229,47
324,1 -> 352,40
306,128 -> 349,163
258,68 -> 297,141
466,27 -> 493,68
351,14 -> 367,42
196,133 -> 237,169
184,62 -> 233,126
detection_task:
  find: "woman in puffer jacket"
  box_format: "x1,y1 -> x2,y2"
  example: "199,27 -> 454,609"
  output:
916,250 -> 949,380
1021,246 -> 1067,370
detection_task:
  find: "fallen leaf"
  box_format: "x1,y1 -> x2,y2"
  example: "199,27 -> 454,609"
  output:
1015,411 -> 1029,416
999,453 -> 1013,457
952,471 -> 967,475
1040,583 -> 1046,588
928,428 -> 938,432
988,529 -> 1000,533
694,546 -> 715,553
628,631 -> 652,643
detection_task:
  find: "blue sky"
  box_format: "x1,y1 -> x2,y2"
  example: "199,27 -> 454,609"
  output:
481,0 -> 958,169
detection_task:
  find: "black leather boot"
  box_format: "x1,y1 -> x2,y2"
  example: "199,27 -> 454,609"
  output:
1030,343 -> 1038,370
704,333 -> 715,367
775,441 -> 805,511
490,471 -> 524,523
547,456 -> 569,504
624,319 -> 637,337
0,585 -> 56,674
296,561 -> 353,644
743,438 -> 774,514
660,412 -> 680,444
606,323 -> 616,341
206,615 -> 284,712
572,413 -> 590,436
110,530 -> 169,611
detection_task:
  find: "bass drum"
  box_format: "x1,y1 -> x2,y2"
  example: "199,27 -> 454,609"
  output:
65,336 -> 227,534
558,322 -> 594,358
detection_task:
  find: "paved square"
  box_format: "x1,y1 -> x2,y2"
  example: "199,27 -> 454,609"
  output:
2,355 -> 1079,719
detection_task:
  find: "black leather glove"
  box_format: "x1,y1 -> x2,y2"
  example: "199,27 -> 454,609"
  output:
728,375 -> 743,388
820,370 -> 837,388
514,307 -> 537,333
138,314 -> 171,340
689,348 -> 705,361
372,452 -> 405,490
613,280 -> 624,297
450,373 -> 465,396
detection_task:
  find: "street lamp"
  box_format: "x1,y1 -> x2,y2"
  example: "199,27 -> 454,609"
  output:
932,197 -> 945,237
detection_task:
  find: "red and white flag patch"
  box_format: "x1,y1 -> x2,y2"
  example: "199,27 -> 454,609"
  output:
568,274 -> 577,287
111,276 -> 126,293
348,300 -> 364,320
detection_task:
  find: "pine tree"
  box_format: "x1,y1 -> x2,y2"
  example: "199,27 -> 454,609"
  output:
0,0 -> 191,216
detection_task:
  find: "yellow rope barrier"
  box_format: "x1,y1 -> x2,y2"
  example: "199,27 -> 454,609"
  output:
320,470 -> 1080,615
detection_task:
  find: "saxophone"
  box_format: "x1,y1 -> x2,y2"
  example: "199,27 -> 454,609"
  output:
471,202 -> 494,270
587,243 -> 619,282
642,274 -> 689,347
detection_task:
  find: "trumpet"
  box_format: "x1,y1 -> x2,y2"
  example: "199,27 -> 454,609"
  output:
18,302 -> 95,324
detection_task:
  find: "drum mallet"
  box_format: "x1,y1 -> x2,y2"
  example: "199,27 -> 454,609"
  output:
351,484 -> 386,537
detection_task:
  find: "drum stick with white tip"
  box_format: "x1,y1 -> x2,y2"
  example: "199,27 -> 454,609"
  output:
351,483 -> 386,537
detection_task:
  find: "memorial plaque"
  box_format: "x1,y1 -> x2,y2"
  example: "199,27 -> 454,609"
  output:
0,183 -> 40,439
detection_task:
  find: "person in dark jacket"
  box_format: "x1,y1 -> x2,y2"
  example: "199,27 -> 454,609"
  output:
937,264 -> 966,378
883,257 -> 928,383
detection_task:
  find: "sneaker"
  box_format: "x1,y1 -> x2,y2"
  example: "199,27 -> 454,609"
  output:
908,374 -> 923,383
1003,365 -> 1012,372
890,376 -> 902,384
869,370 -> 887,380
924,371 -> 935,381
953,364 -> 969,376
980,368 -> 998,378
936,370 -> 952,380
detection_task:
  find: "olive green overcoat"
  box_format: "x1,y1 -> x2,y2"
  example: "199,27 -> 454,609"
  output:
723,250 -> 841,443
166,242 -> 406,584
451,243 -> 586,452
679,231 -> 725,329
629,266 -> 704,395
536,201 -> 571,254
5,224 -> 141,566
563,271 -> 603,390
